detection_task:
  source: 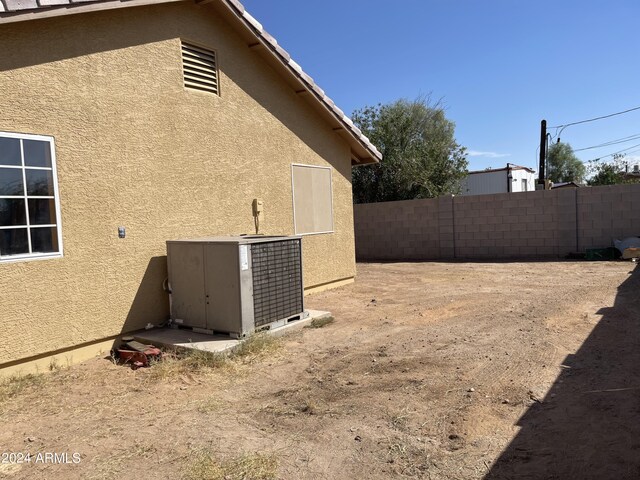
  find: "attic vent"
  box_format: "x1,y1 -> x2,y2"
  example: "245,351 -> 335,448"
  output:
181,41 -> 219,95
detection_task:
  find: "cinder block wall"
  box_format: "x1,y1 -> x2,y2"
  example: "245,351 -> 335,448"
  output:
354,199 -> 441,260
354,184 -> 640,260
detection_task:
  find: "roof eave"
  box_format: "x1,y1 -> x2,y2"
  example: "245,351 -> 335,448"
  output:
0,0 -> 184,25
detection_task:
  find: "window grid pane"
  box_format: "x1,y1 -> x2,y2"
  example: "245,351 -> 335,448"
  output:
0,168 -> 25,196
28,198 -> 57,225
0,228 -> 29,256
0,199 -> 27,227
0,133 -> 60,259
0,138 -> 21,166
25,169 -> 54,196
23,140 -> 52,168
31,227 -> 58,253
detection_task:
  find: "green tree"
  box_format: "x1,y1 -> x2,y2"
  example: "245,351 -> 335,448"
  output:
546,142 -> 586,183
352,97 -> 467,203
587,154 -> 640,186
588,163 -> 624,186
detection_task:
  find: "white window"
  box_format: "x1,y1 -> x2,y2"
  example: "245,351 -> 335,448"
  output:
521,179 -> 527,192
291,164 -> 334,235
0,132 -> 63,262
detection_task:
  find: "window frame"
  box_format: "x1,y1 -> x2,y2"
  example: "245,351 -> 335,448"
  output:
290,163 -> 334,236
0,131 -> 63,263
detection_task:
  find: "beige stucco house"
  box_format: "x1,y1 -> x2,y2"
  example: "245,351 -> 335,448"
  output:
0,0 -> 380,374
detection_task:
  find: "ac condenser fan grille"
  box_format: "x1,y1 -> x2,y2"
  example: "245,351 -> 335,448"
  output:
251,239 -> 303,327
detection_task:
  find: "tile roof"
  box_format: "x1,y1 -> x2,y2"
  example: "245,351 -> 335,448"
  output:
0,0 -> 134,13
0,0 -> 382,164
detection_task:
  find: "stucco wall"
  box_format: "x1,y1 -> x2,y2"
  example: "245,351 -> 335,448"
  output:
0,2 -> 356,366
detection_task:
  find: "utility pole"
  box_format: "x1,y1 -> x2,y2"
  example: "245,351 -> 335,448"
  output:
537,119 -> 547,189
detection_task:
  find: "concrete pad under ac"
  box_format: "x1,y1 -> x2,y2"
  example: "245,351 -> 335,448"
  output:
133,309 -> 331,355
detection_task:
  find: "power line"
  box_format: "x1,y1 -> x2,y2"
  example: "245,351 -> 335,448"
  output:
550,105 -> 640,130
586,142 -> 640,163
574,132 -> 640,152
597,148 -> 640,163
623,148 -> 640,157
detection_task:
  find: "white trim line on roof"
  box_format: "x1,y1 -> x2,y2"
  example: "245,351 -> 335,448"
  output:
467,166 -> 535,175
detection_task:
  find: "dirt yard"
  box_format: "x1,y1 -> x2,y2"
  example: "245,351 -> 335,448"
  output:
1,261 -> 639,480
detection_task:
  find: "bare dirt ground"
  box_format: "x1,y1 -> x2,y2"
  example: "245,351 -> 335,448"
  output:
1,261 -> 639,480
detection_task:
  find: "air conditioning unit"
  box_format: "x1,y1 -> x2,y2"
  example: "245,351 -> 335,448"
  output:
166,236 -> 305,337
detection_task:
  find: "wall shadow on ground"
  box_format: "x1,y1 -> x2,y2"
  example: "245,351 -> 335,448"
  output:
112,255 -> 169,349
485,262 -> 640,479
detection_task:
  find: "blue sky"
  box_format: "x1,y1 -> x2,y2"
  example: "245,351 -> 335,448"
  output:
241,0 -> 640,173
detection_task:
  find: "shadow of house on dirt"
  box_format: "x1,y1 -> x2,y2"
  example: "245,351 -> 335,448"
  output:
485,263 -> 640,480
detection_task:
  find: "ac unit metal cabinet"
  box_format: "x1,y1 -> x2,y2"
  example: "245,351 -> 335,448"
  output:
166,236 -> 304,337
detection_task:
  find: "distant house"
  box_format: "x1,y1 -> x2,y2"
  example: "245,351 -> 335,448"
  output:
622,165 -> 640,182
551,181 -> 581,189
459,164 -> 536,196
